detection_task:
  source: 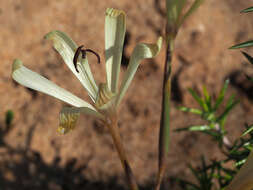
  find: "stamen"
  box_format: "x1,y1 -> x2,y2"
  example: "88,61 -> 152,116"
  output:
85,49 -> 101,64
73,45 -> 84,73
73,45 -> 101,73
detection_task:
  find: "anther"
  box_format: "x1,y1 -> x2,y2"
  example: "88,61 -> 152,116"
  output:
73,45 -> 101,73
73,45 -> 84,73
84,49 -> 101,64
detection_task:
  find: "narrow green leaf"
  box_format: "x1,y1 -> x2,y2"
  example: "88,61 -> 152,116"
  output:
175,125 -> 211,132
188,88 -> 208,111
242,125 -> 253,136
180,0 -> 205,25
203,86 -> 211,110
5,110 -> 14,127
241,7 -> 253,13
214,80 -> 229,111
235,159 -> 246,167
245,75 -> 253,82
217,95 -> 239,123
242,51 -> 253,64
178,106 -> 203,115
229,40 -> 253,49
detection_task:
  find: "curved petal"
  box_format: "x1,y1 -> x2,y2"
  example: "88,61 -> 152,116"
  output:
105,8 -> 126,93
45,30 -> 98,101
58,106 -> 104,134
12,59 -> 97,112
226,150 -> 253,190
116,37 -> 162,106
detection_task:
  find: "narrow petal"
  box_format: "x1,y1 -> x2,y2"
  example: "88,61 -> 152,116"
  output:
105,8 -> 126,93
45,30 -> 98,101
12,59 -> 97,112
58,106 -> 103,134
116,37 -> 162,106
166,0 -> 186,27
226,150 -> 253,190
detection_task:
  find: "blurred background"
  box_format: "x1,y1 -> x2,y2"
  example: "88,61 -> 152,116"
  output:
0,0 -> 253,189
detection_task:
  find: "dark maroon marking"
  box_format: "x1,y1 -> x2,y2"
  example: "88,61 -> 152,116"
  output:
73,45 -> 84,73
73,45 -> 101,73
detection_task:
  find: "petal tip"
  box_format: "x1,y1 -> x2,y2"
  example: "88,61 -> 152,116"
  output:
44,30 -> 60,40
12,59 -> 23,72
106,8 -> 125,18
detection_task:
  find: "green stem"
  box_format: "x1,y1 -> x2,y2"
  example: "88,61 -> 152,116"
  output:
155,38 -> 174,190
105,117 -> 139,190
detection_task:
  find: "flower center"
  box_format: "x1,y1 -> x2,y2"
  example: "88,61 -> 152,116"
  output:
73,45 -> 101,73
95,83 -> 116,113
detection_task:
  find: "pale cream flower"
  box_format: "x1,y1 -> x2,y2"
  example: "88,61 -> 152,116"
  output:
12,8 -> 162,134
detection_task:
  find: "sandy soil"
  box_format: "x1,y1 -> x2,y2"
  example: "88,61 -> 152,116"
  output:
0,0 -> 253,189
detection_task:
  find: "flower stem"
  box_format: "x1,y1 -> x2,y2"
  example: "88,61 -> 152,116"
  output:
105,116 -> 139,190
155,38 -> 174,190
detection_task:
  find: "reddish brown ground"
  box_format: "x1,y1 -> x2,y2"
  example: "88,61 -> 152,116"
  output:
0,0 -> 253,189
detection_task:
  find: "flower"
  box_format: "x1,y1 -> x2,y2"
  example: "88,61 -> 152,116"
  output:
12,8 -> 162,134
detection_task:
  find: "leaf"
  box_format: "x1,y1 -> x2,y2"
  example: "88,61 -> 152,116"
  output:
229,40 -> 253,49
214,80 -> 229,111
217,95 -> 239,123
180,0 -> 205,26
240,7 -> 253,13
5,110 -> 14,127
203,86 -> 212,111
188,88 -> 208,111
242,51 -> 253,65
178,106 -> 203,115
242,125 -> 253,136
175,125 -> 211,132
245,75 -> 253,82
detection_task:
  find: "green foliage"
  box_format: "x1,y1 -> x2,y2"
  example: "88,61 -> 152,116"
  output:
240,6 -> 253,13
5,110 -> 14,127
177,80 -> 239,147
174,6 -> 253,187
175,86 -> 253,189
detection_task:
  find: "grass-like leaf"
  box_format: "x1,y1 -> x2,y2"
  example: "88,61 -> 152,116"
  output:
203,86 -> 212,110
178,106 -> 203,115
5,110 -> 14,127
229,40 -> 253,49
240,7 -> 253,13
181,0 -> 205,25
216,95 -> 239,123
245,75 -> 253,82
214,80 -> 229,111
175,125 -> 211,132
242,124 -> 253,136
188,88 -> 208,111
241,51 -> 253,64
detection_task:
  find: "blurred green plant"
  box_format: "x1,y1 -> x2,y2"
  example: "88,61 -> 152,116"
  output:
5,110 -> 14,128
174,6 -> 253,190
176,80 -> 239,149
174,85 -> 253,190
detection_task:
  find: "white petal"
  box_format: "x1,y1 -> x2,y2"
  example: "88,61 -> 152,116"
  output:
116,37 -> 162,106
77,58 -> 98,102
105,8 -> 126,93
12,59 -> 97,112
226,150 -> 253,190
58,106 -> 103,135
45,30 -> 98,101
